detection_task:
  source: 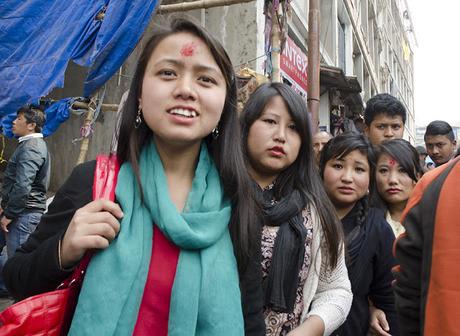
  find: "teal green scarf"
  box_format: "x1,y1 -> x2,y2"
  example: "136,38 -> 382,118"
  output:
69,141 -> 244,335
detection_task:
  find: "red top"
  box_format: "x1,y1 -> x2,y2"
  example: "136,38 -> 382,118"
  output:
133,226 -> 180,336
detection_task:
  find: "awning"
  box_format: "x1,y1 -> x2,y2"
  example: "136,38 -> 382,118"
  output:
320,64 -> 363,116
320,64 -> 362,93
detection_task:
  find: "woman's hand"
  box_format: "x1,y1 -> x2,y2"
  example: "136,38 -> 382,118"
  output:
287,315 -> 325,336
369,305 -> 391,336
60,199 -> 123,268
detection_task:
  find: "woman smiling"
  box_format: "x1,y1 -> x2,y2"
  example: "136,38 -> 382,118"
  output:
3,17 -> 257,336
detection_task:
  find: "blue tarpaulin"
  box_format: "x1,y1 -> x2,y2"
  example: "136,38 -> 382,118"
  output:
41,98 -> 72,137
0,0 -> 158,136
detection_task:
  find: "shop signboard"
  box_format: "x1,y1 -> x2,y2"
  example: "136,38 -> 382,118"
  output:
280,37 -> 308,98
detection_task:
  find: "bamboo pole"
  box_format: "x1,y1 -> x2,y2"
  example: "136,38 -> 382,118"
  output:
72,101 -> 118,112
158,0 -> 255,13
271,11 -> 281,82
76,107 -> 94,165
307,0 -> 320,133
100,103 -> 119,112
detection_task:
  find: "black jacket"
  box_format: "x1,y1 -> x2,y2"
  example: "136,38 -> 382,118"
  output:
0,136 -> 49,219
3,160 -> 94,300
333,207 -> 399,336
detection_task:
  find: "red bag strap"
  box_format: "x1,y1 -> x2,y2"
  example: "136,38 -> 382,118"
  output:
92,154 -> 120,201
59,154 -> 120,288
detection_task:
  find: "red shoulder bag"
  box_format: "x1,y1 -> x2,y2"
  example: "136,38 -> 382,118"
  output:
0,154 -> 120,336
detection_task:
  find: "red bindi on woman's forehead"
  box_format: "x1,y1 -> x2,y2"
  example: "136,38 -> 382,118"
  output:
180,42 -> 197,57
389,158 -> 397,167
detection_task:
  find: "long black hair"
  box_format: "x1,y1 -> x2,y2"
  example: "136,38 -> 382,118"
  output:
377,139 -> 422,182
375,139 -> 422,211
116,17 -> 257,270
319,132 -> 376,229
241,82 -> 343,269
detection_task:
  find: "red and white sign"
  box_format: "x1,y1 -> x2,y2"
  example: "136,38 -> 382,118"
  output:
281,37 -> 308,93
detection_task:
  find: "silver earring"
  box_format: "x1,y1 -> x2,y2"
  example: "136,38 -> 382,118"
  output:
135,107 -> 142,129
212,127 -> 219,139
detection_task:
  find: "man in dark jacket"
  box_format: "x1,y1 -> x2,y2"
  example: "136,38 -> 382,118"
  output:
0,105 -> 49,296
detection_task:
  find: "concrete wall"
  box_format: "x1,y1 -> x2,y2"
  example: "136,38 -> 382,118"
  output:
205,3 -> 259,69
319,92 -> 331,130
42,50 -> 141,191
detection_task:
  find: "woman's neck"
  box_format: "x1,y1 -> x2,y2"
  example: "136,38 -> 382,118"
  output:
335,203 -> 356,220
154,138 -> 201,211
388,201 -> 407,222
248,167 -> 277,190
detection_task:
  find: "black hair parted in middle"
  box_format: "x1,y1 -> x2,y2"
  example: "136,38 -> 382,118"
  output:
116,16 -> 258,272
376,139 -> 422,183
319,132 -> 377,230
319,132 -> 377,176
241,82 -> 343,269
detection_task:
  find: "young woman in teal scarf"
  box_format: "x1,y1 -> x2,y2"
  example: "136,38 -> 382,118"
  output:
4,17 -> 257,336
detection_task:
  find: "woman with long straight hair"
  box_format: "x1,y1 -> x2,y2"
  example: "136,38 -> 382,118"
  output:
3,17 -> 257,335
319,132 -> 399,336
363,139 -> 422,335
375,139 -> 422,237
240,82 -> 352,336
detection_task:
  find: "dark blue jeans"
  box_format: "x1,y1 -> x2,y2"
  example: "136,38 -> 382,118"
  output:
0,212 -> 42,291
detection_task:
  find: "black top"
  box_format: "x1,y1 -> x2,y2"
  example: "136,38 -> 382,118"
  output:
332,206 -> 399,336
3,160 -> 96,300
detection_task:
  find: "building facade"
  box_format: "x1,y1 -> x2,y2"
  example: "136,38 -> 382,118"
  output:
317,0 -> 416,142
191,0 -> 417,141
11,0 -> 417,190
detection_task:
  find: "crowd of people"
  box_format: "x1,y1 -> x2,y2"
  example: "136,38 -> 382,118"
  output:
0,16 -> 458,336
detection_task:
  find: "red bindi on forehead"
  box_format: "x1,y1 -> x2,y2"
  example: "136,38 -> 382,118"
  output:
389,158 -> 397,167
180,42 -> 197,57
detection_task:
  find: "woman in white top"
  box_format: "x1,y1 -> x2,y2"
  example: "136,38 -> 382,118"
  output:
367,138 -> 422,336
239,82 -> 352,336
